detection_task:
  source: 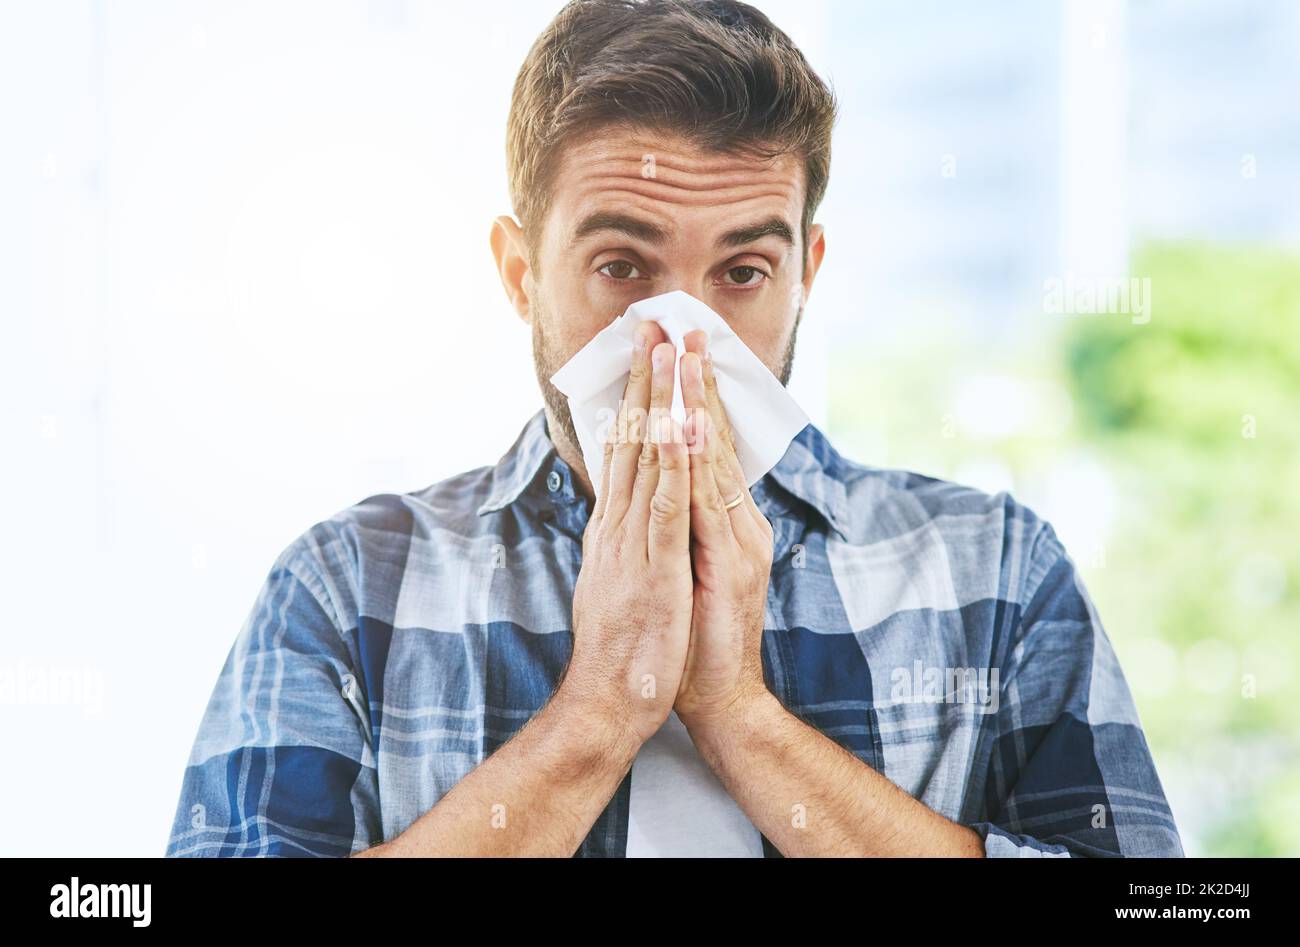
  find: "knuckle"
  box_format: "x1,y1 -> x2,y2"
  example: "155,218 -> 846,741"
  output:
695,491 -> 724,515
623,414 -> 646,449
650,489 -> 681,523
637,440 -> 659,470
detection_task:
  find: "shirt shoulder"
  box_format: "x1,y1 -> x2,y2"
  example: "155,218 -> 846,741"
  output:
826,454 -> 1069,616
269,464 -> 502,633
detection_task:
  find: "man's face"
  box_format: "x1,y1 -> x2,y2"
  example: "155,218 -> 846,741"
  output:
493,124 -> 825,478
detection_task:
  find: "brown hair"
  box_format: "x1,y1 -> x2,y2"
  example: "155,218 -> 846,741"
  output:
506,0 -> 838,265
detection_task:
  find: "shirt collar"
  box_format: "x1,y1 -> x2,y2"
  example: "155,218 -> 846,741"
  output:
762,423 -> 853,542
477,409 -> 853,541
476,410 -> 557,516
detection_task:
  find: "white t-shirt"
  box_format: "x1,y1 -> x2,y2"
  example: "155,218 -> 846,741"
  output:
625,710 -> 766,857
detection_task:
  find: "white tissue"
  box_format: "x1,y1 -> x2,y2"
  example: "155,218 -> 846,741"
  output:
549,289 -> 809,497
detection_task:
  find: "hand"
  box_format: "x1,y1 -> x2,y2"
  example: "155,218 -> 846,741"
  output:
673,331 -> 775,728
562,324 -> 694,748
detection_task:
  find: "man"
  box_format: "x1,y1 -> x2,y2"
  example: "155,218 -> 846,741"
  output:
165,0 -> 1183,857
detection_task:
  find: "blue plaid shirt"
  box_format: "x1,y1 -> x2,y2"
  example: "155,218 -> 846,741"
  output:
165,409 -> 1183,857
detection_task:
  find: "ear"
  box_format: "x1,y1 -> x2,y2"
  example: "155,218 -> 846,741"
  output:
490,215 -> 534,325
801,222 -> 826,302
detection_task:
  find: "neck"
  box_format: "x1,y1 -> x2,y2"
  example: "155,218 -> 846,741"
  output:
542,406 -> 596,504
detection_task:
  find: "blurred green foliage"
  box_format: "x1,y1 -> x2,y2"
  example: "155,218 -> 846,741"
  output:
826,241 -> 1299,856
1062,242 -> 1299,856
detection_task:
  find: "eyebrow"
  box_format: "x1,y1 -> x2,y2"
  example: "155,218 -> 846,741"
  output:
570,211 -> 795,250
717,215 -> 795,250
570,211 -> 668,247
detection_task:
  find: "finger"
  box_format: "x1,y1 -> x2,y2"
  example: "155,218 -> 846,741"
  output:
699,345 -> 751,501
686,408 -> 735,547
647,414 -> 690,563
681,349 -> 759,524
628,341 -> 678,529
707,414 -> 748,528
604,323 -> 661,526
588,421 -> 617,527
682,330 -> 739,458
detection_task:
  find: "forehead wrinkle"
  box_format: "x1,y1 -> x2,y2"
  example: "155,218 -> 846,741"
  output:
569,176 -> 800,211
548,133 -> 806,264
575,153 -> 797,194
564,132 -> 787,175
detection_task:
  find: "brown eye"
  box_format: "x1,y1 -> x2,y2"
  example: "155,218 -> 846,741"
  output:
599,261 -> 641,280
727,265 -> 764,286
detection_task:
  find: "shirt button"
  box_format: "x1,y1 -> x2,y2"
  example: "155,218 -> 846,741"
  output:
547,470 -> 563,493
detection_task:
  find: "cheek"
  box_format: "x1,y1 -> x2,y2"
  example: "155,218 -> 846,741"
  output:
725,295 -> 798,363
534,284 -> 617,367
739,330 -> 787,373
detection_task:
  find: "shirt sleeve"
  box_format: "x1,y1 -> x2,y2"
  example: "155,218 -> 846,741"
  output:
967,522 -> 1184,857
164,541 -> 381,857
